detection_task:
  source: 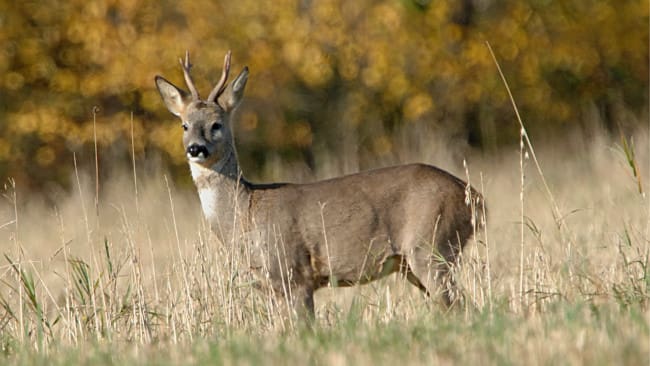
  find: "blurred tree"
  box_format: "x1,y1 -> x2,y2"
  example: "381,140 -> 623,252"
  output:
0,0 -> 647,191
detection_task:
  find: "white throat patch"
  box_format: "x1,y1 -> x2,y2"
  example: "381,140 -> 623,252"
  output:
197,187 -> 218,221
189,161 -> 209,182
189,162 -> 220,220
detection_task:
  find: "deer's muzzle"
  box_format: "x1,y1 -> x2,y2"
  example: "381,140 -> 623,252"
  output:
187,144 -> 210,161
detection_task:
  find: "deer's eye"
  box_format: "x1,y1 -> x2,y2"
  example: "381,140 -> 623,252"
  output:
182,123 -> 188,131
211,123 -> 222,132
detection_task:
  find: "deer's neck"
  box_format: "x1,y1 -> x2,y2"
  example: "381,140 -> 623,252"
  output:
189,150 -> 251,242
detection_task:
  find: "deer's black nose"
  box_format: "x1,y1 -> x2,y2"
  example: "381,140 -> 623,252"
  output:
187,144 -> 209,158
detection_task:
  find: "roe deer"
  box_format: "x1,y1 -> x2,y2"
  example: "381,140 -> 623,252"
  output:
155,51 -> 485,321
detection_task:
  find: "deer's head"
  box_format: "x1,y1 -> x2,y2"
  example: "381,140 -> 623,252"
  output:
155,51 -> 248,167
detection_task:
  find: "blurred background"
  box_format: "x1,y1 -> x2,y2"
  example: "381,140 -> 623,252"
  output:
0,0 -> 647,197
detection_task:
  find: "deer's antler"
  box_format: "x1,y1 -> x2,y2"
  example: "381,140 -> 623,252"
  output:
179,50 -> 200,100
208,50 -> 232,103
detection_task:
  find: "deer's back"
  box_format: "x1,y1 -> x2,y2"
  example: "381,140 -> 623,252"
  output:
250,163 -> 471,217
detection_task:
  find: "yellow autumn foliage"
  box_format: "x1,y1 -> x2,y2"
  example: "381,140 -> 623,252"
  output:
0,0 -> 646,190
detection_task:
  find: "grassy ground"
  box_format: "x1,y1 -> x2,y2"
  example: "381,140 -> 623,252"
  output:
5,305 -> 648,365
0,128 -> 648,365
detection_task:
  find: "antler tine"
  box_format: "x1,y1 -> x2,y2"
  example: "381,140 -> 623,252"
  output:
179,50 -> 200,100
208,50 -> 232,103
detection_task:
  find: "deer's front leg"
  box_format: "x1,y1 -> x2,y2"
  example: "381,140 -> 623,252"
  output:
269,272 -> 315,327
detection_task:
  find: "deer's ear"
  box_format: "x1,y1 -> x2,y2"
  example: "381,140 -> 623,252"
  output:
155,76 -> 190,117
219,67 -> 248,112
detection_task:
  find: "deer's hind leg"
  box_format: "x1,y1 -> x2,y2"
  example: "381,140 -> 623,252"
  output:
404,231 -> 468,307
404,252 -> 455,306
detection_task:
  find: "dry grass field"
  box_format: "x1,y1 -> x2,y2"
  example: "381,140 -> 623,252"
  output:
0,126 -> 648,365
